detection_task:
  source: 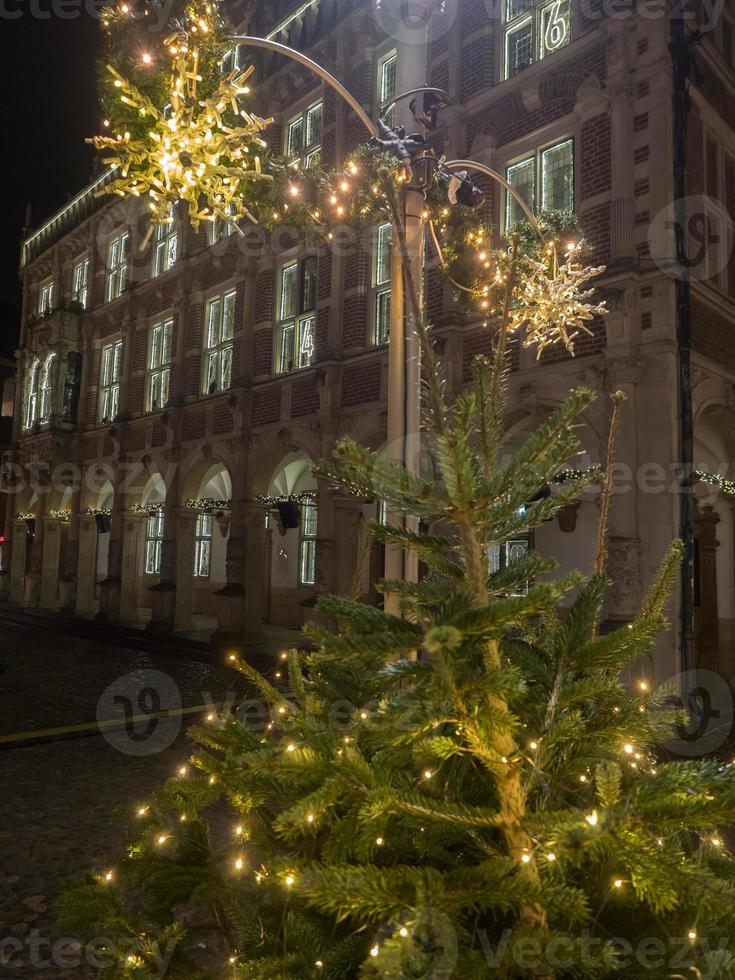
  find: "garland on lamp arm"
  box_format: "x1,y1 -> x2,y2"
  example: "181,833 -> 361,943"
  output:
695,469 -> 735,496
129,502 -> 165,515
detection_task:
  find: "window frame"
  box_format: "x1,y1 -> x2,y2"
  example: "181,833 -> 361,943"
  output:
99,339 -> 123,423
144,507 -> 165,575
371,222 -> 392,346
504,137 -> 575,232
299,497 -> 318,586
24,359 -> 40,429
38,280 -> 55,316
72,257 -> 90,308
193,512 -> 214,578
202,290 -> 236,395
151,208 -> 178,278
38,353 -> 56,424
377,49 -> 398,128
147,317 -> 174,412
209,204 -> 237,245
275,257 -> 317,375
503,0 -> 571,79
284,99 -> 323,168
106,231 -> 129,303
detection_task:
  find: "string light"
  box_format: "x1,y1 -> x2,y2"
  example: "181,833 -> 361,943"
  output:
613,878 -> 623,889
399,927 -> 408,937
585,810 -> 599,827
370,946 -> 379,958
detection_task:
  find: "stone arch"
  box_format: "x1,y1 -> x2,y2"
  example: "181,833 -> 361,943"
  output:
250,426 -> 321,497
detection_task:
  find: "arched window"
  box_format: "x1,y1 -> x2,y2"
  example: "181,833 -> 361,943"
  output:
38,353 -> 56,423
24,359 -> 40,429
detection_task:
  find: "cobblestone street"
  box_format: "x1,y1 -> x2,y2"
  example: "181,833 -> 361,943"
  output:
0,621 -> 247,977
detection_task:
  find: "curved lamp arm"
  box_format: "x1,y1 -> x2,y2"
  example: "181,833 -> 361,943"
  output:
443,159 -> 542,237
230,35 -> 379,140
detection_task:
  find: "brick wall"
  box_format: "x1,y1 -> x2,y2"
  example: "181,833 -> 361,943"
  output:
580,202 -> 611,264
341,360 -> 381,405
182,409 -> 206,441
254,270 -> 275,324
252,386 -> 280,425
253,329 -> 273,376
213,400 -> 233,434
580,113 -> 612,200
291,376 -> 320,417
692,298 -> 735,372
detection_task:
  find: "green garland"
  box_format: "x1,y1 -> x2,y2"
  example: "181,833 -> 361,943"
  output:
256,491 -> 315,506
695,469 -> 735,496
185,497 -> 231,512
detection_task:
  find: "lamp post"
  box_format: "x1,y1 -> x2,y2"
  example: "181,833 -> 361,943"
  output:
231,32 -> 543,605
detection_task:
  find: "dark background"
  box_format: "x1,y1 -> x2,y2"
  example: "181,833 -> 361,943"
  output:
0,8 -> 100,359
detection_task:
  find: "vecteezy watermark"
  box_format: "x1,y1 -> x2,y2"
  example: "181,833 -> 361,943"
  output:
97,668 -> 182,756
649,195 -> 735,283
0,929 -> 179,976
477,929 -> 732,978
663,668 -> 735,757
0,0 -> 176,24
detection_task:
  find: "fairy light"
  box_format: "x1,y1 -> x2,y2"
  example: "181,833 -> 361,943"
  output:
399,928 -> 408,937
286,743 -> 296,752
585,810 -> 599,827
141,52 -> 152,64
105,870 -> 114,881
529,740 -> 538,750
375,837 -> 384,846
179,765 -> 188,776
624,744 -> 634,755
157,834 -> 169,845
315,961 -> 324,968
521,853 -> 531,864
285,874 -> 295,887
423,770 -> 433,780
137,806 -> 148,817
370,946 -> 379,958
234,857 -> 244,871
546,852 -> 556,862
688,930 -> 697,942
638,680 -> 649,691
307,814 -> 315,824
613,878 -> 623,889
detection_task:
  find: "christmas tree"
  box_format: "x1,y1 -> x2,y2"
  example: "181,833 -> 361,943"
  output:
59,206 -> 735,977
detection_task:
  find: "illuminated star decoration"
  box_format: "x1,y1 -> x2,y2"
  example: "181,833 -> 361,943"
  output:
88,44 -> 273,243
508,241 -> 607,357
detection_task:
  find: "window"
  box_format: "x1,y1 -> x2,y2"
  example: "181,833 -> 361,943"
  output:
210,205 -> 236,245
144,508 -> 164,575
505,138 -> 574,230
276,257 -> 316,374
504,0 -> 570,78
147,318 -> 173,411
152,209 -> 178,277
72,258 -> 90,308
106,232 -> 128,302
378,50 -> 397,127
24,359 -> 39,429
193,513 -> 213,578
38,281 -> 54,315
38,353 -> 56,423
285,101 -> 322,168
221,44 -> 246,74
299,498 -> 317,585
204,291 -> 235,394
100,340 -> 123,422
372,222 -> 392,345
486,535 -> 530,594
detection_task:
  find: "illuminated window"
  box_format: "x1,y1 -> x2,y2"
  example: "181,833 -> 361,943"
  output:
106,232 -> 128,302
38,280 -> 54,315
100,340 -> 123,422
285,101 -> 322,168
24,359 -> 39,429
372,222 -> 392,345
204,291 -> 236,394
276,257 -> 316,374
505,138 -> 574,230
193,513 -> 213,578
221,44 -> 246,74
38,353 -> 56,423
210,204 -> 236,244
299,498 -> 317,585
147,318 -> 173,412
144,508 -> 164,575
152,208 -> 178,277
504,0 -> 570,78
72,258 -> 90,308
378,50 -> 397,127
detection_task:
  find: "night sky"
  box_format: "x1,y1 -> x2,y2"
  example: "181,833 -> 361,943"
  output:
0,9 -> 100,357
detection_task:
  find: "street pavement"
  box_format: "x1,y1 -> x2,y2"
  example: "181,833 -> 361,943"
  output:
0,621 -> 248,977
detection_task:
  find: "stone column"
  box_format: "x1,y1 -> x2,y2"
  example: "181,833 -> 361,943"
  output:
214,449 -> 248,643
606,354 -> 643,621
58,483 -> 82,611
694,503 -> 720,671
148,449 -> 181,633
9,519 -> 28,603
242,501 -> 266,646
23,496 -> 47,608
334,495 -> 366,598
119,512 -> 144,622
174,507 -> 197,632
74,513 -> 98,616
38,517 -> 63,609
97,457 -> 127,619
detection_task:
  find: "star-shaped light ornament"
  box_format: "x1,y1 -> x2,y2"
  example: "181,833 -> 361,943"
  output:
88,42 -> 273,243
507,242 -> 607,357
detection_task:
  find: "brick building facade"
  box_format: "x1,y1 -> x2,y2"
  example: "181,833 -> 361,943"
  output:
2,0 -> 734,678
